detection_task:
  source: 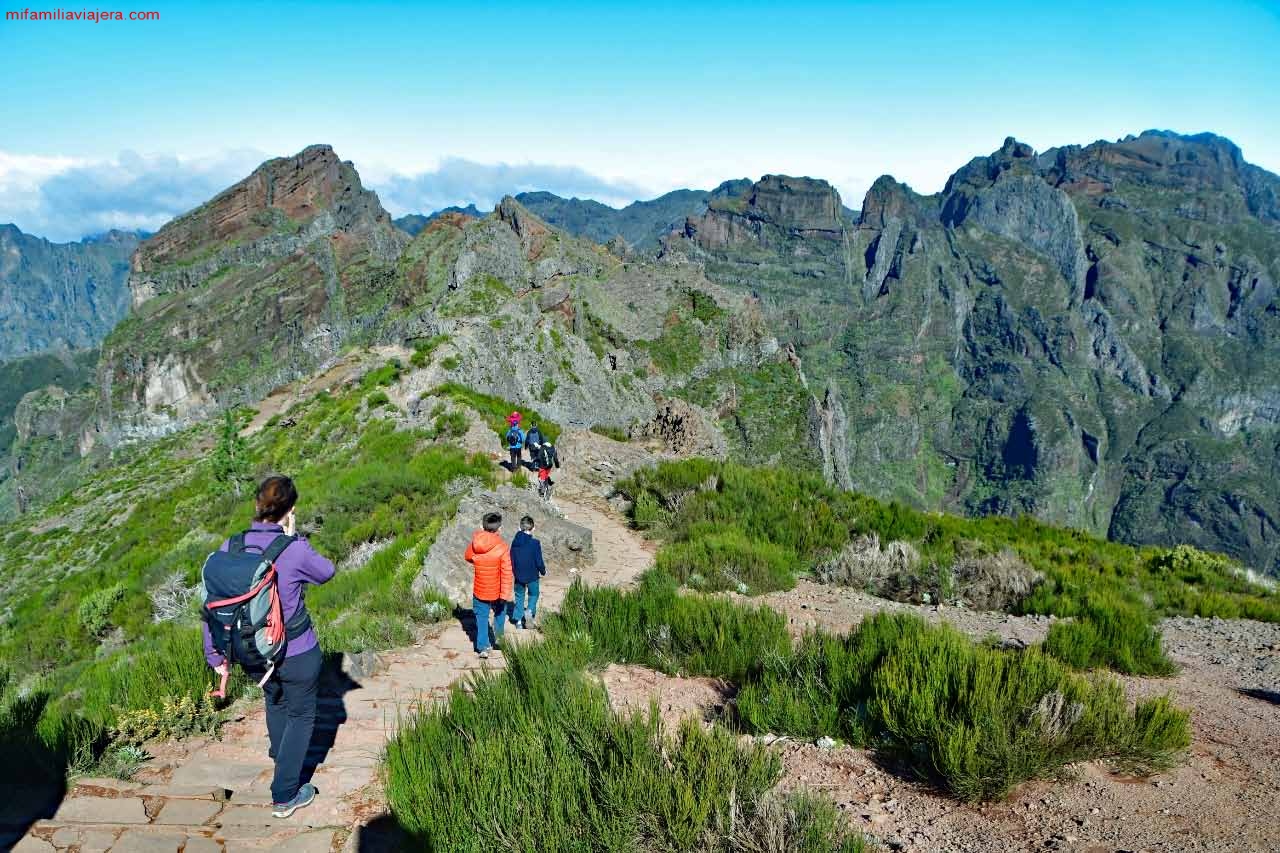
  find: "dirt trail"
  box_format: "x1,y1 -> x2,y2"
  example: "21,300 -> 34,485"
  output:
14,451 -> 656,853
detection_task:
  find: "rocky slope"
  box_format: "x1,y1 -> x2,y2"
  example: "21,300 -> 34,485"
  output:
0,225 -> 141,360
664,131 -> 1280,577
1,146 -> 791,518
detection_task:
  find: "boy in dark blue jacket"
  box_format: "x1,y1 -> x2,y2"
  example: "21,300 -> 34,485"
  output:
510,515 -> 546,629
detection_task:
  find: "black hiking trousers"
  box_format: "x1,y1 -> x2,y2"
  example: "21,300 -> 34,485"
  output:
257,644 -> 322,803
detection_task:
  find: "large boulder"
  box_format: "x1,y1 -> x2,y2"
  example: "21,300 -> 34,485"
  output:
411,485 -> 593,604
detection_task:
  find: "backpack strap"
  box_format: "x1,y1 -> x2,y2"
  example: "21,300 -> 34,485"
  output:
261,533 -> 297,565
228,532 -> 248,554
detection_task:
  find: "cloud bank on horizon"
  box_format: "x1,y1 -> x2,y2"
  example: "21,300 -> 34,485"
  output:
0,147 -> 670,243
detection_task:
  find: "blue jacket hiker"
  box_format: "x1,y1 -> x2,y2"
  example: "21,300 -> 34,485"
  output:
505,414 -> 525,470
510,516 -> 546,628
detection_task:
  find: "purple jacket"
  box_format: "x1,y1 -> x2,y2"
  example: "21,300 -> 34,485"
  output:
202,521 -> 335,667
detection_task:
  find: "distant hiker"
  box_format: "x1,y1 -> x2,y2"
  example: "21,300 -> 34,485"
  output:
201,475 -> 334,820
524,423 -> 545,454
464,511 -> 514,658
510,515 -> 546,629
532,438 -> 561,500
505,412 -> 525,471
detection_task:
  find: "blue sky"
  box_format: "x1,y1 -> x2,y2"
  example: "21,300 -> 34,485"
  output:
2,0 -> 1277,240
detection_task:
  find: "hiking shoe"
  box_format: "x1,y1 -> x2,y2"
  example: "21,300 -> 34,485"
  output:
272,783 -> 317,819
478,649 -> 490,659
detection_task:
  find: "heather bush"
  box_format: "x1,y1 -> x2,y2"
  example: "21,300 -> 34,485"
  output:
385,639 -> 868,852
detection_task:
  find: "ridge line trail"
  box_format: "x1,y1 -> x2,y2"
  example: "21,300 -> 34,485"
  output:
15,471 -> 656,853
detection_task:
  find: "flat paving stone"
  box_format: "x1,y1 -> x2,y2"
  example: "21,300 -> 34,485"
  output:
170,761 -> 267,790
51,826 -> 82,847
223,828 -> 335,853
77,829 -> 122,853
12,836 -> 56,852
52,796 -> 150,824
154,798 -> 223,826
181,836 -> 223,852
108,829 -> 187,852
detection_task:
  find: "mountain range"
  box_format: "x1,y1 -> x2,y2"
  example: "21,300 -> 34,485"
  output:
4,130 -> 1279,577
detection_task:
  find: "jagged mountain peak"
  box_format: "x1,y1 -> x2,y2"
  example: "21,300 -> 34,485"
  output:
859,175 -> 929,229
133,143 -> 394,278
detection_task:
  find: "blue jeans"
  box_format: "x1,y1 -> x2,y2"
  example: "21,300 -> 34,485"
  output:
513,579 -> 541,626
473,596 -> 508,651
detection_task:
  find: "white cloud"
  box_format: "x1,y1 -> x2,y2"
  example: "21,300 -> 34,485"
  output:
0,148 -> 672,241
369,156 -> 655,217
0,149 -> 265,242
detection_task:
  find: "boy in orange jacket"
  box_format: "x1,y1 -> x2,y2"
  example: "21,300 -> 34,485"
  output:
464,511 -> 514,659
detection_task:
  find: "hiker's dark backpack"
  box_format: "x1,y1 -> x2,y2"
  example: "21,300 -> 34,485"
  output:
202,532 -> 311,683
537,442 -> 560,470
506,425 -> 523,448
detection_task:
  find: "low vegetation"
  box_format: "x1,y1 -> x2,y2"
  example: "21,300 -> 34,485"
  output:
590,423 -> 630,442
734,614 -> 1187,801
433,382 -> 562,444
547,574 -> 1190,803
385,626 -> 870,853
0,372 -> 491,777
616,460 -> 1280,676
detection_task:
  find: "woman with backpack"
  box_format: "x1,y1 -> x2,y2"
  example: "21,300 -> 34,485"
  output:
201,475 -> 335,819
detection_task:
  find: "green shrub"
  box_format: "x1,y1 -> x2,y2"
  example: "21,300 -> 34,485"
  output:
78,583 -> 125,638
433,382 -> 562,444
511,469 -> 530,489
550,572 -> 790,683
732,612 -> 1190,802
657,527 -> 796,594
538,377 -> 557,402
689,290 -> 723,323
440,355 -> 461,370
385,638 -> 865,853
366,390 -> 392,409
430,410 -> 468,440
361,359 -> 403,389
210,409 -> 251,496
590,423 -> 630,442
1043,597 -> 1176,676
409,334 -> 450,368
644,319 -> 705,375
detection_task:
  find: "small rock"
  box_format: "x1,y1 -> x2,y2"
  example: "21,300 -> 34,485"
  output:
816,736 -> 837,750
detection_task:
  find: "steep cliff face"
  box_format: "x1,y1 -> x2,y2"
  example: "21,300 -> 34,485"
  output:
668,131 -> 1280,576
0,225 -> 140,360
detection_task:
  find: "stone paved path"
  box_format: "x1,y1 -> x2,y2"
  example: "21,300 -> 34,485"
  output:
15,484 -> 654,853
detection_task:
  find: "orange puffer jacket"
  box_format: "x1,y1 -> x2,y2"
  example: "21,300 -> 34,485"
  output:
465,530 -> 513,602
